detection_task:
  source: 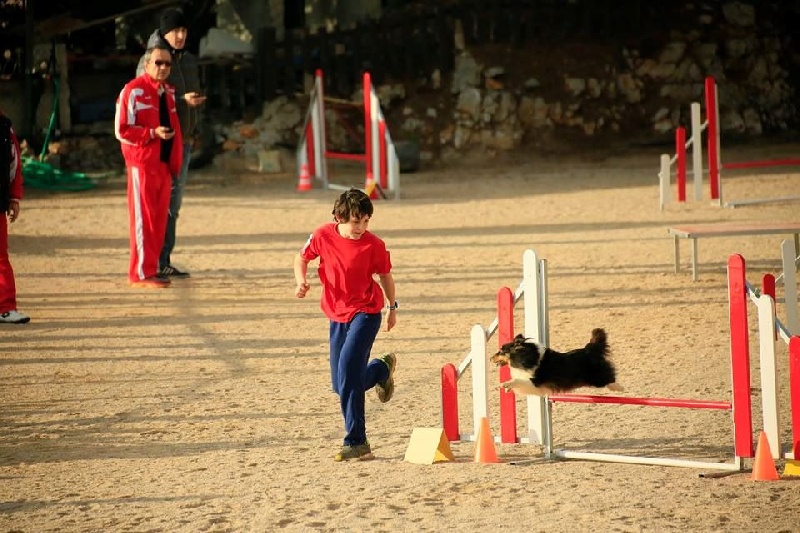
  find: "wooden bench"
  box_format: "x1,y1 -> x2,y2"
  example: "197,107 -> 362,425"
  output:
668,222 -> 800,281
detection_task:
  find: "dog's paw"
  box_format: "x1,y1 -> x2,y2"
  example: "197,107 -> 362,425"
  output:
607,382 -> 624,392
500,380 -> 514,391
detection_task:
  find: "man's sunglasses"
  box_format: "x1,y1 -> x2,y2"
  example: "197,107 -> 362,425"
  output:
154,60 -> 172,67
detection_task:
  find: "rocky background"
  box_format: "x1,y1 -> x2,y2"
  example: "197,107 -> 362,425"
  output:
42,1 -> 800,174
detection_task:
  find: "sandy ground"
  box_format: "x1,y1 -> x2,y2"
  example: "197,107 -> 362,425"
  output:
2,144 -> 800,532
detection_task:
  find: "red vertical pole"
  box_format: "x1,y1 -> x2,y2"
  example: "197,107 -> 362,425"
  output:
762,274 -> 776,301
441,363 -> 459,442
705,77 -> 720,200
789,337 -> 800,459
676,127 -> 686,202
363,72 -> 372,179
763,274 -> 777,341
497,287 -> 517,444
305,122 -> 315,177
728,254 -> 754,458
378,120 -> 388,190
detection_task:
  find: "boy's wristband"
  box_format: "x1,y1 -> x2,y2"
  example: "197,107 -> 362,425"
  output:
387,301 -> 399,311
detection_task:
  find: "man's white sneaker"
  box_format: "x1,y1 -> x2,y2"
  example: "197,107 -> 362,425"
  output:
0,310 -> 30,324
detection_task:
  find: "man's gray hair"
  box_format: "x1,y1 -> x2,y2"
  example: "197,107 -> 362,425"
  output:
143,45 -> 171,64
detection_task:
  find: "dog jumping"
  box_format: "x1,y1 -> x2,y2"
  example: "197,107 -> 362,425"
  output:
490,328 -> 623,396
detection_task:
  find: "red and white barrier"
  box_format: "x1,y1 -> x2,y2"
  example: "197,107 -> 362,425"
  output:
728,253 -> 800,460
659,77 -> 800,209
296,70 -> 400,199
441,249 -> 762,471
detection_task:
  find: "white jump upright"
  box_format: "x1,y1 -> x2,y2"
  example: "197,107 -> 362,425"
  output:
296,70 -> 401,199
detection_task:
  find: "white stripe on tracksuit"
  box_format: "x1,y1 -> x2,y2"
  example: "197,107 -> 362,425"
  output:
130,166 -> 146,281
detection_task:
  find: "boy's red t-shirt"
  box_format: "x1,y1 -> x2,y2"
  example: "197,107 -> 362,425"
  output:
300,222 -> 392,323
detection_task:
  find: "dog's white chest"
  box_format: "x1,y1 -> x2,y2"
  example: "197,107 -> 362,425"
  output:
509,366 -> 534,381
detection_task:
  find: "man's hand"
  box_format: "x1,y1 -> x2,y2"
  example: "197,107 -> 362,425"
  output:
184,92 -> 207,107
154,126 -> 175,140
7,199 -> 20,223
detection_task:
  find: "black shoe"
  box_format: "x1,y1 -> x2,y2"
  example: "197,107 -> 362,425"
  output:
158,264 -> 190,278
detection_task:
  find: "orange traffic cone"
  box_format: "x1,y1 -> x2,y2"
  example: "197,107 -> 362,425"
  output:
474,417 -> 500,463
752,431 -> 780,481
296,164 -> 312,192
364,172 -> 379,200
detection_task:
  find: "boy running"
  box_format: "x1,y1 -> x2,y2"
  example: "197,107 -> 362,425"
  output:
294,188 -> 397,461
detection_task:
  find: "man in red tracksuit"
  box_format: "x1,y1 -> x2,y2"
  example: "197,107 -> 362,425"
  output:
0,110 -> 29,323
115,45 -> 183,288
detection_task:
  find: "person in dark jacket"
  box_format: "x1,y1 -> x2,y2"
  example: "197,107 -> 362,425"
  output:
136,7 -> 205,279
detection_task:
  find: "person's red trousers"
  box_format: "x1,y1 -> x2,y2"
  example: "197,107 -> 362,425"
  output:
0,214 -> 18,312
126,162 -> 171,282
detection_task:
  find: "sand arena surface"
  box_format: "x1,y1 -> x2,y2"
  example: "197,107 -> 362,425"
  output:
2,145 -> 800,531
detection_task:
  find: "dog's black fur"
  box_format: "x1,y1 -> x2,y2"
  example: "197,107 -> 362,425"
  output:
490,328 -> 622,396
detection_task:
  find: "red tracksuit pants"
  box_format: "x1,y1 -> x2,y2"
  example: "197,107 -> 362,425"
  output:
0,214 -> 18,313
126,162 -> 171,282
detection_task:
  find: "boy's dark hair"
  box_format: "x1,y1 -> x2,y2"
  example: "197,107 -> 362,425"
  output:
332,188 -> 373,221
0,113 -> 12,213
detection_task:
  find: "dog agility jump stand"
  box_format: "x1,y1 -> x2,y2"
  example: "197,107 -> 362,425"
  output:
444,249 -> 756,471
534,257 -> 753,471
728,253 -> 800,461
441,249 -> 549,445
296,70 -> 400,199
660,76 -> 800,209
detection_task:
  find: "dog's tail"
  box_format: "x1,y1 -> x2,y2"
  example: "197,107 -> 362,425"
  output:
587,328 -> 609,358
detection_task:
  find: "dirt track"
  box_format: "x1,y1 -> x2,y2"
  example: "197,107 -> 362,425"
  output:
2,145 -> 800,532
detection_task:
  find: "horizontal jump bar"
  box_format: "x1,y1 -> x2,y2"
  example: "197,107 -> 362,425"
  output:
326,151 -> 367,162
548,394 -> 731,410
722,158 -> 800,170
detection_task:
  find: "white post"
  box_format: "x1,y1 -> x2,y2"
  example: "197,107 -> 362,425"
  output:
470,324 -> 489,439
690,102 -> 703,201
782,239 -> 799,335
387,140 -> 400,199
312,74 -> 328,187
369,88 -> 381,184
523,250 -> 546,445
756,294 -> 782,459
659,154 -> 671,211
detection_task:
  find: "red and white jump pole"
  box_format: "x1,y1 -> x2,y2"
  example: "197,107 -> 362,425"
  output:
296,70 -> 401,199
729,253 -> 800,460
660,76 -> 800,209
704,77 -> 800,207
658,101 -> 705,210
441,249 -> 548,445
441,250 -> 755,471
536,257 -> 753,470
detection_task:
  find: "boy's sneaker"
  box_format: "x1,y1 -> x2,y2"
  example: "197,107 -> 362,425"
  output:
158,264 -> 190,278
334,442 -> 374,462
375,353 -> 396,403
0,310 -> 30,324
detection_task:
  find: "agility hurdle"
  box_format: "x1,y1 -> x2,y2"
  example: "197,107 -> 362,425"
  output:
660,76 -> 800,209
441,249 -> 549,445
535,254 -> 753,471
442,249 -> 754,470
296,70 -> 400,199
658,101 -> 706,210
728,253 -> 800,460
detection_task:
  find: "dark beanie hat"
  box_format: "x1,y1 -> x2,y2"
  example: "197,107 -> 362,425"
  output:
160,8 -> 188,35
